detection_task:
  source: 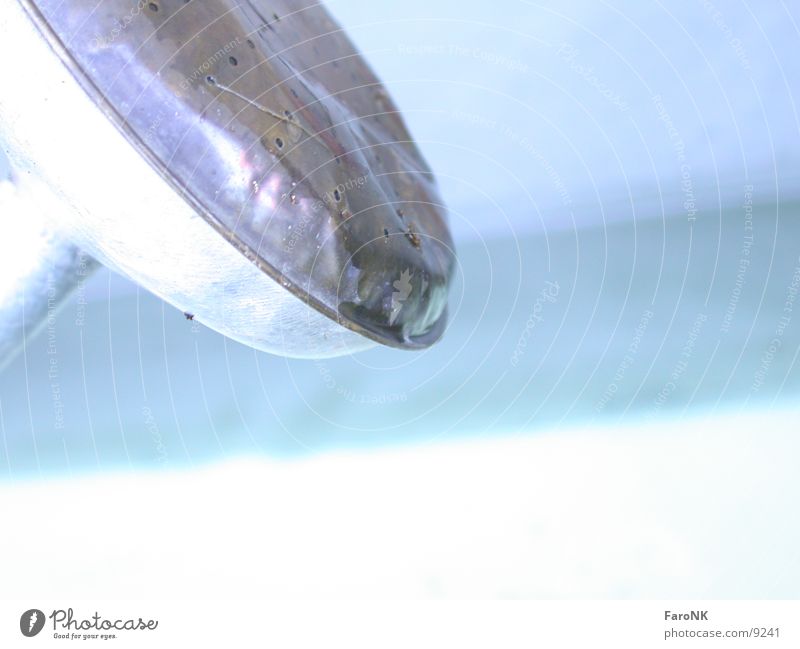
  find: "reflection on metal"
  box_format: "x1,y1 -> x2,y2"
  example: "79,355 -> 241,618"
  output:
0,0 -> 454,362
0,176 -> 99,371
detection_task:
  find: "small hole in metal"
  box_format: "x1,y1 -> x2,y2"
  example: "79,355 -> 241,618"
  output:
275,137 -> 284,149
229,56 -> 238,66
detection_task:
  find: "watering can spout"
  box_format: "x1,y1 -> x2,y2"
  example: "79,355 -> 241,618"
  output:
0,0 -> 455,361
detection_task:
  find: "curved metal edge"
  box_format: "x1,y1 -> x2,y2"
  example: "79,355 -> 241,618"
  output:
16,0 -> 449,351
0,174 -> 100,372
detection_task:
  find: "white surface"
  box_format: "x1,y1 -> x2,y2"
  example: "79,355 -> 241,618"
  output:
1,408 -> 798,599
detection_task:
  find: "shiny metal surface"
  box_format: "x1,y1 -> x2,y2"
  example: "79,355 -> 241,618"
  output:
0,2 -> 376,360
0,176 -> 98,371
19,0 -> 455,349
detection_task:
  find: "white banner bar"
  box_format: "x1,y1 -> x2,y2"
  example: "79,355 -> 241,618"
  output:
1,600 -> 797,648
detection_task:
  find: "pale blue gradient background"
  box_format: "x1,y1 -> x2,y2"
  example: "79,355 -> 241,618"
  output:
1,0 -> 799,598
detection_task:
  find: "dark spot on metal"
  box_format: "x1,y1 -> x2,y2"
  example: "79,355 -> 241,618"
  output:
229,56 -> 238,66
406,224 -> 421,249
148,2 -> 159,12
184,312 -> 195,321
